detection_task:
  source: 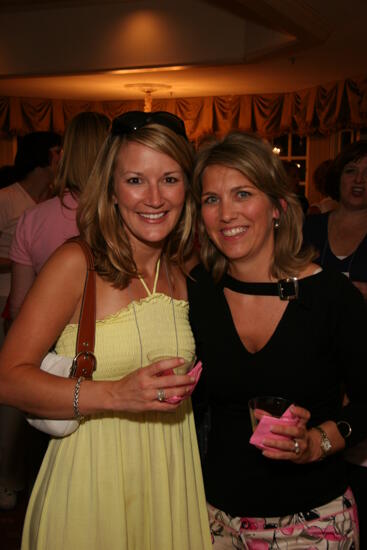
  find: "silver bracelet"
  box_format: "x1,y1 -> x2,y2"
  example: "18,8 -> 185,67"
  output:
73,376 -> 85,420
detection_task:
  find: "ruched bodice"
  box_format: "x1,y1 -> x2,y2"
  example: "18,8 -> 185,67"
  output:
57,294 -> 195,378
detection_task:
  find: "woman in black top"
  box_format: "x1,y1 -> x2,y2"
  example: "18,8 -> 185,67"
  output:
303,141 -> 367,547
303,141 -> 367,299
188,132 -> 367,549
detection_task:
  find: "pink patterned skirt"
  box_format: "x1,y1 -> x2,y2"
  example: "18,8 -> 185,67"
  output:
208,487 -> 359,549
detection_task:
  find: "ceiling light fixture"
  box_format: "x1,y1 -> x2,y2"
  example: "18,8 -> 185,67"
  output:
110,65 -> 191,76
125,83 -> 172,112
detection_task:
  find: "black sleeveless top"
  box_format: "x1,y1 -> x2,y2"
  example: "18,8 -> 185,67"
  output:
303,212 -> 367,282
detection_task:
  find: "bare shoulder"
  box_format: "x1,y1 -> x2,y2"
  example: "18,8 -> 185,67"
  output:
3,242 -> 92,362
33,241 -> 89,292
40,241 -> 89,275
23,241 -> 90,323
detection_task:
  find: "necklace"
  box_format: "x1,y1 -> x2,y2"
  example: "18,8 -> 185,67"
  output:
324,212 -> 367,279
128,257 -> 179,368
320,238 -> 356,279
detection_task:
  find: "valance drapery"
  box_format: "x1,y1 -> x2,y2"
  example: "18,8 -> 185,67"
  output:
1,76 -> 366,140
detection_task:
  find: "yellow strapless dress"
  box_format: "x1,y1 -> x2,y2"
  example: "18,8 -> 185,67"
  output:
21,293 -> 212,550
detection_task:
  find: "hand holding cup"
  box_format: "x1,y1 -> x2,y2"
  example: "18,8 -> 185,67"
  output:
248,396 -> 298,451
147,349 -> 201,404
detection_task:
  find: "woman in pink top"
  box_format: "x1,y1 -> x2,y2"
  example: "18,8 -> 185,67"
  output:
10,111 -> 110,320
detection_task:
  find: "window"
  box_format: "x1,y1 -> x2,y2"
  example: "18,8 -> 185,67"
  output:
271,134 -> 308,186
338,128 -> 367,151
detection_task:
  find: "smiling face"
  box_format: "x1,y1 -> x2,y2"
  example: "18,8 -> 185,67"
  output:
113,140 -> 186,251
339,155 -> 367,210
201,164 -> 279,275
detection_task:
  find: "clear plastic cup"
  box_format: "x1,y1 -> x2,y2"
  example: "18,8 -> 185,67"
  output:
248,396 -> 293,432
147,348 -> 196,375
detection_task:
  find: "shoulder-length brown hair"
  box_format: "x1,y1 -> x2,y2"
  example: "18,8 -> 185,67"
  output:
78,123 -> 196,288
53,111 -> 110,201
326,140 -> 367,201
193,132 -> 315,281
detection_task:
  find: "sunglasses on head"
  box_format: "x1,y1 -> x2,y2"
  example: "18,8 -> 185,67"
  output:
111,111 -> 188,140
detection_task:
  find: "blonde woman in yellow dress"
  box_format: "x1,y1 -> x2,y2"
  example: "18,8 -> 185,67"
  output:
0,111 -> 212,550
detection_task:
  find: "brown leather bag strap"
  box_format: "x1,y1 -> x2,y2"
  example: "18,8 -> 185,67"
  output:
68,237 -> 97,379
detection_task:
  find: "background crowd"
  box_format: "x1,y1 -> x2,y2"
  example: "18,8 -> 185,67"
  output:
0,110 -> 365,550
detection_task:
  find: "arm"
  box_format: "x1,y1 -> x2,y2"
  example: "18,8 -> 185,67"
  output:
334,277 -> 367,447
0,242 -> 96,417
0,243 -> 195,418
261,275 -> 367,463
260,405 -> 346,463
9,261 -> 36,320
0,193 -> 12,271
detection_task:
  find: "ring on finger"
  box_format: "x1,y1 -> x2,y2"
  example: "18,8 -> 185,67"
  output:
293,438 -> 300,455
157,388 -> 166,402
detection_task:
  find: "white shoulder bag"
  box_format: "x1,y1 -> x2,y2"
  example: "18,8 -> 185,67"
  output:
26,238 -> 97,437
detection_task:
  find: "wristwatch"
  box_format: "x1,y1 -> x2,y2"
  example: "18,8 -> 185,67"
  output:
314,426 -> 332,459
336,420 -> 352,440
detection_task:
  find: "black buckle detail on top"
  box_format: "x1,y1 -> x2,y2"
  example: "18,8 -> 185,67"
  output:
277,277 -> 299,301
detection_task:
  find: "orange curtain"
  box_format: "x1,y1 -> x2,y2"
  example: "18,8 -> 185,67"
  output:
0,76 -> 366,140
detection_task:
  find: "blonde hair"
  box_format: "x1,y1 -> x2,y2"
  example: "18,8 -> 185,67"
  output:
193,132 -> 315,281
53,111 -> 110,200
78,123 -> 196,288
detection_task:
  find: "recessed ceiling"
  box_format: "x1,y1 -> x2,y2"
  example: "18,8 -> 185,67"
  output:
0,0 -> 365,101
